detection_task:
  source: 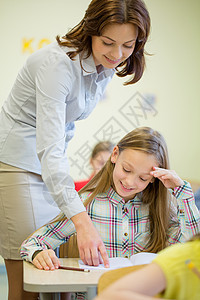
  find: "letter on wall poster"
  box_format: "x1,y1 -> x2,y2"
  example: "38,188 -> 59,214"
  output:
22,38 -> 51,54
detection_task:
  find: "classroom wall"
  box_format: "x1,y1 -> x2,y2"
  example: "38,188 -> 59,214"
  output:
0,0 -> 199,182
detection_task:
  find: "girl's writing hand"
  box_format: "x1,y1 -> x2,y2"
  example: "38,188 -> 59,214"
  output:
32,249 -> 61,271
150,167 -> 184,189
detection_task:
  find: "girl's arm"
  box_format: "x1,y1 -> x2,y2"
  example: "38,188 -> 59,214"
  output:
168,180 -> 200,242
151,167 -> 200,242
94,263 -> 167,300
32,249 -> 60,270
20,215 -> 76,269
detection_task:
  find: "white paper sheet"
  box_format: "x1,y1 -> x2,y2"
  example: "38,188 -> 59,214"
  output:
79,252 -> 157,270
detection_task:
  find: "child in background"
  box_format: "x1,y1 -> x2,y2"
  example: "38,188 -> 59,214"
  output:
74,141 -> 114,191
194,188 -> 200,210
21,127 -> 200,270
95,234 -> 200,300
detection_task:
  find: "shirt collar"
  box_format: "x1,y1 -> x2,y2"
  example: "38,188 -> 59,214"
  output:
107,187 -> 124,206
106,187 -> 143,208
81,187 -> 143,208
61,44 -> 115,77
81,52 -> 115,77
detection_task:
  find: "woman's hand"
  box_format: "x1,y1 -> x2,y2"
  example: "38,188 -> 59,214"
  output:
150,167 -> 184,189
32,249 -> 61,270
71,211 -> 110,268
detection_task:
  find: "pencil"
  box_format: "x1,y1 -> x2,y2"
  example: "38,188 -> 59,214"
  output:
59,266 -> 90,272
185,259 -> 200,279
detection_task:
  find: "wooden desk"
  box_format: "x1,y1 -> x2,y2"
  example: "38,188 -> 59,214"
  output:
23,258 -> 106,300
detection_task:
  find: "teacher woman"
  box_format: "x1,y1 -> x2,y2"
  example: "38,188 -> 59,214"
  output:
0,0 -> 150,299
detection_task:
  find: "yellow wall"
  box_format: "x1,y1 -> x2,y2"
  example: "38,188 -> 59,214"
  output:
0,0 -> 199,182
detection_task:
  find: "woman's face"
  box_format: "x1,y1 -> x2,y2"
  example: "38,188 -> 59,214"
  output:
92,23 -> 138,68
111,147 -> 159,202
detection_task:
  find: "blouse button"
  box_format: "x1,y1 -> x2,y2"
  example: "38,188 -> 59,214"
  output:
124,232 -> 128,236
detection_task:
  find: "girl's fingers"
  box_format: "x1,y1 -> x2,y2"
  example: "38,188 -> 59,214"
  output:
151,168 -> 174,179
35,255 -> 50,270
151,167 -> 184,188
44,250 -> 59,270
49,253 -> 60,269
151,167 -> 164,175
33,258 -> 43,270
159,174 -> 171,180
34,250 -> 58,270
151,170 -> 168,178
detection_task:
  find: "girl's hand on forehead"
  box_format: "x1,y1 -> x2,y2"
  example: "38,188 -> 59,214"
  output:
150,167 -> 184,189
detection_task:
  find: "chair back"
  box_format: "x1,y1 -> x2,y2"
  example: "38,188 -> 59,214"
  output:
59,233 -> 80,258
98,265 -> 145,294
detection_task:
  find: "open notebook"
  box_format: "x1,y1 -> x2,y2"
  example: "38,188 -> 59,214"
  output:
79,252 -> 157,270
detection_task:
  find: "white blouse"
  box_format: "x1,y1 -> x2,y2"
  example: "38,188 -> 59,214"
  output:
0,41 -> 115,218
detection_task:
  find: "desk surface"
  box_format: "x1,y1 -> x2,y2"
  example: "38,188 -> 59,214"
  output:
24,258 -> 106,293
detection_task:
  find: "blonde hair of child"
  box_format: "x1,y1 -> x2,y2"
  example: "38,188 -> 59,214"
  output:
50,127 -> 173,253
80,127 -> 172,253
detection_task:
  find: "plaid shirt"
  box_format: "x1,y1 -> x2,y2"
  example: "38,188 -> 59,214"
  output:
21,181 -> 200,262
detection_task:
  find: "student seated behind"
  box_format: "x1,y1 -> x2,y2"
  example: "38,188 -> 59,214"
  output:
74,141 -> 114,191
95,233 -> 200,300
194,188 -> 200,210
20,127 -> 200,271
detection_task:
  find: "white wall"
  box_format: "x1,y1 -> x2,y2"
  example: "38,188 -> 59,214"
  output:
0,0 -> 200,182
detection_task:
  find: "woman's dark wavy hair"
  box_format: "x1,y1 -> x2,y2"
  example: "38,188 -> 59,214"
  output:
56,0 -> 151,85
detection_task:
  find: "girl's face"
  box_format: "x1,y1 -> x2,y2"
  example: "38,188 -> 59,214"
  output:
92,23 -> 138,68
111,147 -> 159,202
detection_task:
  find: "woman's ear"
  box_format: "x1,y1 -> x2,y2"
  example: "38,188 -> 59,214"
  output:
111,146 -> 119,164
